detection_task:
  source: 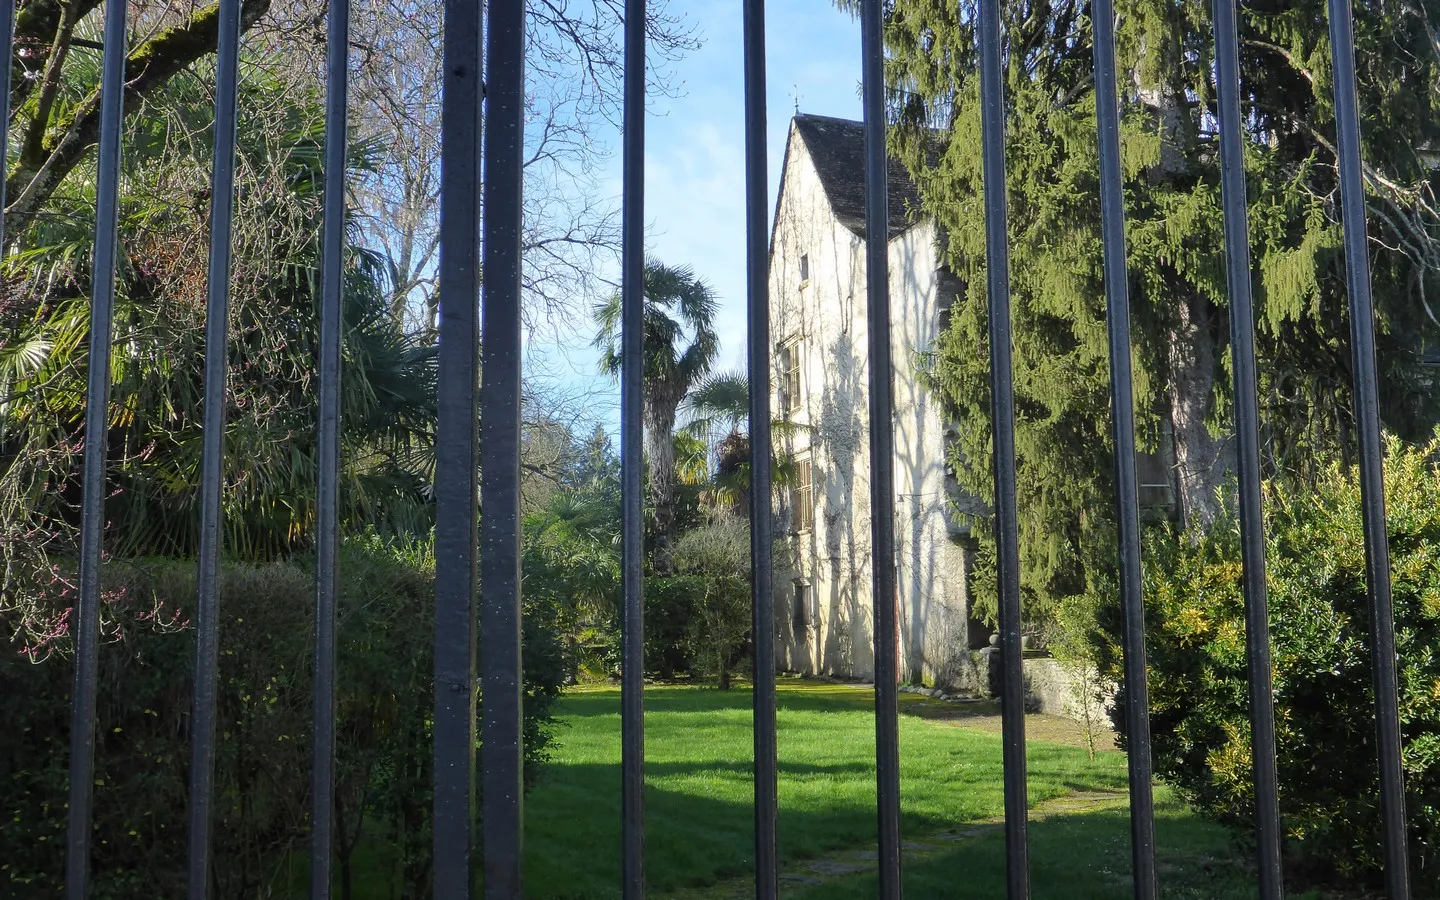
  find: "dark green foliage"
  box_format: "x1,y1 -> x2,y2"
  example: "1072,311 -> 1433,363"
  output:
643,573 -> 752,688
0,536 -> 566,898
640,517 -> 765,688
1099,438 -> 1440,887
877,0 -> 1440,627
670,517 -> 754,690
1,63 -> 436,646
643,576 -> 702,679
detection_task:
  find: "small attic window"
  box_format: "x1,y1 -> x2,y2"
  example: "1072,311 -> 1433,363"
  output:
799,253 -> 810,283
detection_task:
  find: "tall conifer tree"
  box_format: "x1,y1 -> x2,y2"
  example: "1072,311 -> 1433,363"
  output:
867,0 -> 1440,621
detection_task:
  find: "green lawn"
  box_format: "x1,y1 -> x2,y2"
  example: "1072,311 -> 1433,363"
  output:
523,679 -> 1290,899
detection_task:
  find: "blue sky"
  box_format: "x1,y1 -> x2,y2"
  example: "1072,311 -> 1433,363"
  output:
525,1 -> 862,430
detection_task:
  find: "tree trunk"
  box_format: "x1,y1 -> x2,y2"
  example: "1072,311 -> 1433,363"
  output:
1167,290 -> 1231,529
646,391 -> 683,572
1133,49 -> 1233,530
4,0 -> 275,238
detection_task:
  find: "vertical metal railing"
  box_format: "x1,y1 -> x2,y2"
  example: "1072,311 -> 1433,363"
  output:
311,0 -> 350,888
743,0 -> 780,895
1326,0 -> 1411,896
34,0 -> 1413,895
859,1 -> 904,896
620,0 -> 648,896
479,0 -> 528,896
63,0 -> 128,894
974,0 -> 1031,895
186,0 -> 244,891
0,0 -> 13,251
434,0 -> 484,890
1210,0 -> 1285,895
1090,0 -> 1159,895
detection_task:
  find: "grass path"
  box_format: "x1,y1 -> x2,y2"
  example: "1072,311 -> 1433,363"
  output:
522,678 -> 1295,899
671,789 -> 1129,900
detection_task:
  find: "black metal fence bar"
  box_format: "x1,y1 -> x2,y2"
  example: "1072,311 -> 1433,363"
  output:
620,0 -> 647,895
742,0 -> 779,895
975,0 -> 1031,895
185,0 -> 243,892
859,1 -> 902,895
1325,0 -> 1411,895
480,0 -> 527,895
63,0 -> 128,894
311,0 -> 350,889
1089,1 -> 1159,895
434,0 -> 484,888
26,2 -> 1421,896
1209,1 -> 1285,895
0,0 -> 13,250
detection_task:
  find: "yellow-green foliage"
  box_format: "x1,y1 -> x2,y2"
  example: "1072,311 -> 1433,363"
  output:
1103,438 -> 1440,886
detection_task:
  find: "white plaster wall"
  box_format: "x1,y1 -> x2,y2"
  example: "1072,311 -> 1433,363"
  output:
769,122 -> 871,679
888,220 -> 972,688
768,122 -> 970,687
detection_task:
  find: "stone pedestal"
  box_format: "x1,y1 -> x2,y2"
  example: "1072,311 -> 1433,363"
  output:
977,646 -> 1001,699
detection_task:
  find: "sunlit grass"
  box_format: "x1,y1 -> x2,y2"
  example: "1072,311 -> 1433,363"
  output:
523,679 -> 1257,899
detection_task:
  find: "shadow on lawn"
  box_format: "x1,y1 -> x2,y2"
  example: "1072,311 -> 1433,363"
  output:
769,796 -> 1272,900
525,760 -> 976,899
531,784 -> 1289,900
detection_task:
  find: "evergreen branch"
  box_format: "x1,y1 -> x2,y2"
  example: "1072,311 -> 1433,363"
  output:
1241,39 -> 1316,87
1053,72 -> 1094,111
1258,102 -> 1440,282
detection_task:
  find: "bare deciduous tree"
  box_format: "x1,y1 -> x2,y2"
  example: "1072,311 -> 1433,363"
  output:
6,0 -> 696,340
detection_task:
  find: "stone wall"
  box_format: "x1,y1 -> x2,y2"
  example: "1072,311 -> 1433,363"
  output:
935,649 -> 1113,724
1019,657 -> 1111,723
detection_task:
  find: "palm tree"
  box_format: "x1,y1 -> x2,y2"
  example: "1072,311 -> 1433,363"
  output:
0,61 -> 436,577
681,370 -> 800,514
681,370 -> 752,446
523,485 -> 622,618
593,261 -> 719,567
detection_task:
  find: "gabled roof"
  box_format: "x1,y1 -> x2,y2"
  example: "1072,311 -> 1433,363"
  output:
791,113 -> 924,239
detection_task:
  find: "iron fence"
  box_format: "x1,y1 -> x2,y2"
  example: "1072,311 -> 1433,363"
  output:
24,0 -> 1410,896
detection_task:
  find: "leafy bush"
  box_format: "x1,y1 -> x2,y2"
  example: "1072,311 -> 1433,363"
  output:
521,485 -> 619,680
643,577 -> 700,678
669,516 -> 754,689
0,536 -> 566,899
1100,438 -> 1440,888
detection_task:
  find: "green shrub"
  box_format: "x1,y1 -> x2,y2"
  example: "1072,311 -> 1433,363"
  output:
671,517 -> 753,690
1049,590 -> 1110,759
643,576 -> 699,678
0,535 -> 566,899
1100,438 -> 1440,888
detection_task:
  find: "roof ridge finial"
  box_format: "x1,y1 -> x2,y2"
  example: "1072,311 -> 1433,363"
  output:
793,85 -> 800,116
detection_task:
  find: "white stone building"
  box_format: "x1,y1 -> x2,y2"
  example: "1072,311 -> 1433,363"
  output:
770,113 -> 984,689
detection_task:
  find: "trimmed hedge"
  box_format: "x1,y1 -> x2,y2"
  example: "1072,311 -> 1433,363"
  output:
0,536 -> 566,898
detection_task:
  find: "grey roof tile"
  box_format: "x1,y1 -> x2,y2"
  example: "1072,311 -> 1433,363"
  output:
792,113 -> 924,239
